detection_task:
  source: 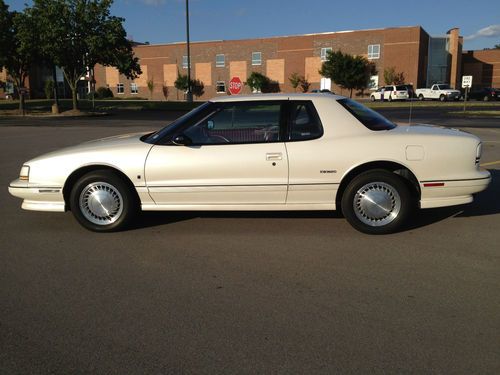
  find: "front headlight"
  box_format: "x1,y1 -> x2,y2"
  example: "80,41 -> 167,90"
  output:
19,165 -> 30,181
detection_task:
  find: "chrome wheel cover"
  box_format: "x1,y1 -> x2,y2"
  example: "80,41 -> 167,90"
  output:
353,182 -> 401,227
79,182 -> 123,225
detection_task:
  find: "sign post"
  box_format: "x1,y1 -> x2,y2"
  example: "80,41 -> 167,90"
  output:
462,75 -> 473,113
229,77 -> 243,95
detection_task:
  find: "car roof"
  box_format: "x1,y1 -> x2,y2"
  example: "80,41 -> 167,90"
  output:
210,93 -> 346,102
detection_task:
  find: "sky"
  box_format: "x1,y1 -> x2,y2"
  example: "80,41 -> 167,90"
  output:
6,0 -> 500,51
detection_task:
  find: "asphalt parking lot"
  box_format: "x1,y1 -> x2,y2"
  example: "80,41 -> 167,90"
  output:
1,107 -> 499,373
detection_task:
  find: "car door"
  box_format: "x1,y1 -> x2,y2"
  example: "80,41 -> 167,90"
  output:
144,100 -> 289,205
284,100 -> 337,204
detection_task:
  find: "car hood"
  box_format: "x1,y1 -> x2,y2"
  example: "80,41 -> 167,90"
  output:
27,132 -> 152,163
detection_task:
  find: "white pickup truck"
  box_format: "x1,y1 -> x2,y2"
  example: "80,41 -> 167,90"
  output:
415,84 -> 461,102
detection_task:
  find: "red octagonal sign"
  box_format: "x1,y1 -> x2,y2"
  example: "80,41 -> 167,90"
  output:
229,77 -> 243,95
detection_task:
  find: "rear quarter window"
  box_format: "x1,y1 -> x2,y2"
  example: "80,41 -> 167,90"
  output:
337,98 -> 396,131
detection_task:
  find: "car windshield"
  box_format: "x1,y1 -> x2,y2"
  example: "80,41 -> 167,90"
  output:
396,85 -> 407,90
142,102 -> 213,144
337,98 -> 397,131
437,84 -> 451,90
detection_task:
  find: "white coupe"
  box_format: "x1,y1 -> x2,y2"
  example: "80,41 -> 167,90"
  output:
9,94 -> 491,234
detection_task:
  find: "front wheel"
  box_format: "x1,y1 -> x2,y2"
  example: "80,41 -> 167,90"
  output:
370,95 -> 375,102
341,170 -> 413,234
418,94 -> 424,101
69,170 -> 138,232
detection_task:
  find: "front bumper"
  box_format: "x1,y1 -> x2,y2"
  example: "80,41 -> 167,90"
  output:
8,178 -> 65,212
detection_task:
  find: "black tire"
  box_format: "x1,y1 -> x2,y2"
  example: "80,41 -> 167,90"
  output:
341,170 -> 413,234
418,94 -> 424,101
69,170 -> 138,232
439,94 -> 446,102
370,95 -> 375,102
483,95 -> 490,102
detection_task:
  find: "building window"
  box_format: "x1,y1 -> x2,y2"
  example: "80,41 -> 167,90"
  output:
130,83 -> 138,94
368,44 -> 380,59
117,83 -> 124,94
252,52 -> 262,66
216,54 -> 225,68
182,55 -> 191,69
320,47 -> 332,61
216,81 -> 226,93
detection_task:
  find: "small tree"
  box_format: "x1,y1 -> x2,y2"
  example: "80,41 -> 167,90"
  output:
299,77 -> 310,93
319,50 -> 375,98
44,80 -> 54,99
162,84 -> 169,100
174,74 -> 204,98
494,44 -> 500,49
383,66 -> 405,85
246,72 -> 280,93
289,72 -> 302,92
147,77 -> 154,99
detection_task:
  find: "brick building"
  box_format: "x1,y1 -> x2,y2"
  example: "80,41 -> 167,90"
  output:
92,25 -> 470,100
3,25 -> 499,101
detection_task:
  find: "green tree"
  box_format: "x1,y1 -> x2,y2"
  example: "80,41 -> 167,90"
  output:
0,0 -> 12,69
495,44 -> 500,49
44,80 -> 54,99
289,72 -> 302,92
174,74 -> 204,98
147,77 -> 154,99
2,8 -> 40,114
319,50 -> 375,98
33,0 -> 141,111
383,66 -> 405,85
245,72 -> 280,93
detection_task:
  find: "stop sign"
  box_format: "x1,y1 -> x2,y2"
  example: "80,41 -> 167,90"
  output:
229,77 -> 243,95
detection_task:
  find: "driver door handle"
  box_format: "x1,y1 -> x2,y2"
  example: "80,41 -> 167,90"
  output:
266,153 -> 282,161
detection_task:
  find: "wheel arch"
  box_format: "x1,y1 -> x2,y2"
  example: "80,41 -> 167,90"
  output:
63,164 -> 140,211
336,160 -> 421,211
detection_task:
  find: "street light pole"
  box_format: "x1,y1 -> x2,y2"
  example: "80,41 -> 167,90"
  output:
185,0 -> 193,102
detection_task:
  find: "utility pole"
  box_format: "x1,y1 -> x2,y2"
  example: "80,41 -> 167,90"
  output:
185,0 -> 193,102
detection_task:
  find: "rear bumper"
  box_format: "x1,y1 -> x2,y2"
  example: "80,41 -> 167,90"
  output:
8,179 -> 65,212
419,171 -> 491,209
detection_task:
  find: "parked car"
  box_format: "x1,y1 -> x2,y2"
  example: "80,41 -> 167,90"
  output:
311,89 -> 335,94
370,85 -> 409,102
416,84 -> 461,101
467,87 -> 500,101
9,94 -> 490,234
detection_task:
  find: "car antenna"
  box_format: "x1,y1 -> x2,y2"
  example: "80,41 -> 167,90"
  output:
408,95 -> 413,127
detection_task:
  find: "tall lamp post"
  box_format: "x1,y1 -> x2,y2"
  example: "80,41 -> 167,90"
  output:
185,0 -> 193,102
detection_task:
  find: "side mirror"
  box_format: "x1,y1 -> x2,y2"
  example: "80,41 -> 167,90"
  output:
172,134 -> 193,146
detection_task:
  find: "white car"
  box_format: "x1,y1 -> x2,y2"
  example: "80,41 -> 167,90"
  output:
416,84 -> 462,101
370,85 -> 409,102
9,94 -> 491,234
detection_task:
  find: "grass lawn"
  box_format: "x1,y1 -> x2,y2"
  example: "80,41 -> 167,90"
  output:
0,99 -> 201,114
447,110 -> 500,117
1,97 -> 499,115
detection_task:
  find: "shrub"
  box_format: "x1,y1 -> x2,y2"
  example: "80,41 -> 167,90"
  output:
96,86 -> 114,99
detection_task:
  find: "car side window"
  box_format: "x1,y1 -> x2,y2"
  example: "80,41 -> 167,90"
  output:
183,102 -> 282,145
289,101 -> 323,141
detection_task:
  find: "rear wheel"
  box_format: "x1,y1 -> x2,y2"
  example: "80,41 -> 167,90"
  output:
341,170 -> 413,234
418,94 -> 424,101
370,95 -> 376,102
69,170 -> 138,232
483,95 -> 490,102
439,94 -> 446,102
